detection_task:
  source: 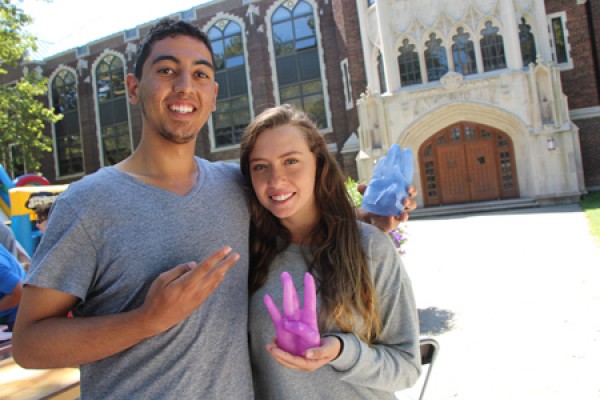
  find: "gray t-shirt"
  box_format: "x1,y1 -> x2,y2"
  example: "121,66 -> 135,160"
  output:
27,158 -> 253,399
249,222 -> 421,399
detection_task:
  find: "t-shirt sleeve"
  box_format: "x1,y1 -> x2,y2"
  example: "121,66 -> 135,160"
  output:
26,196 -> 97,301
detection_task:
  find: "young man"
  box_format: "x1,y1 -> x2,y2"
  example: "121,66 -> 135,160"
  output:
14,18 -> 415,399
14,19 -> 249,399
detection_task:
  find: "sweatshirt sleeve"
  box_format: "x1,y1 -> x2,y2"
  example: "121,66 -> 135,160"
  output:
327,224 -> 421,393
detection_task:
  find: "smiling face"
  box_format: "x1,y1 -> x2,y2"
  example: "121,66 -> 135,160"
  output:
127,35 -> 218,144
249,124 -> 319,236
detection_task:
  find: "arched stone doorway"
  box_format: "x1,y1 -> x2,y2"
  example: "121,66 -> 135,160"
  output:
419,122 -> 519,206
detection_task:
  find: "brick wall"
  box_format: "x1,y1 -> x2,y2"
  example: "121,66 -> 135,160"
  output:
575,117 -> 600,188
1,0 -> 361,180
545,0 -> 600,189
545,0 -> 600,109
341,151 -> 360,180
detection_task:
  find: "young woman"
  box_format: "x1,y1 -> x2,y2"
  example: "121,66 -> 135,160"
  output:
241,105 -> 421,399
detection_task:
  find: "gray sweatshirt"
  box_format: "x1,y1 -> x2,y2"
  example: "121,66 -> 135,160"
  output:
249,222 -> 421,399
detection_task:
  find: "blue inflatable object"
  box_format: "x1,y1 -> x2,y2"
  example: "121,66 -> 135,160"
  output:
361,144 -> 414,216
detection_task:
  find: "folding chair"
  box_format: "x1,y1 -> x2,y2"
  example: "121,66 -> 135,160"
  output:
418,337 -> 440,400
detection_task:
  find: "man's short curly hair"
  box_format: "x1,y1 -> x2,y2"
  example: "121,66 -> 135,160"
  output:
134,18 -> 214,79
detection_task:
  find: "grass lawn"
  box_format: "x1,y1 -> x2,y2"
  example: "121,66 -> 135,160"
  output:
580,191 -> 600,244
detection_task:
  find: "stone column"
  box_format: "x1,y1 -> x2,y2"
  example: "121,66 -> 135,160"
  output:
533,0 -> 553,62
500,0 -> 523,70
374,0 -> 401,91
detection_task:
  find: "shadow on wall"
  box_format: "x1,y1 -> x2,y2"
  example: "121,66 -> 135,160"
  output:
418,306 -> 455,335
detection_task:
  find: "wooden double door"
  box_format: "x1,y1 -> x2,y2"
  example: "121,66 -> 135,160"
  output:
420,123 -> 519,206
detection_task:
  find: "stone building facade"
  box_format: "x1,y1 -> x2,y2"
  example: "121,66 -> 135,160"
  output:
355,0 -> 597,208
2,0 -> 599,210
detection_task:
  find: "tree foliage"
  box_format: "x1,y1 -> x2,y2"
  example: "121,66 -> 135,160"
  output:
1,0 -> 61,174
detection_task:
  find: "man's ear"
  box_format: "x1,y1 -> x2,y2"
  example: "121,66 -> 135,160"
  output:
212,82 -> 219,112
126,73 -> 140,105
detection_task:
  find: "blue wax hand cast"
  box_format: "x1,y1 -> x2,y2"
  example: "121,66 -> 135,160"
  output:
361,144 -> 414,216
264,272 -> 321,356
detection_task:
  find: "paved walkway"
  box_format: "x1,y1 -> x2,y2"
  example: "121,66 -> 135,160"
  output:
0,357 -> 79,400
396,204 -> 600,399
3,205 -> 597,399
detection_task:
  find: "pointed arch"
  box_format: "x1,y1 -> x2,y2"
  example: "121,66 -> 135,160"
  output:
422,29 -> 449,82
91,49 -> 132,167
48,65 -> 84,177
203,14 -> 254,151
478,18 -> 507,72
396,36 -> 422,86
449,25 -> 477,76
518,14 -> 538,67
265,0 -> 331,130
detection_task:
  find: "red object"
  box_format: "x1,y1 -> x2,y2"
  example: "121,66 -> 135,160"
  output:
14,174 -> 51,187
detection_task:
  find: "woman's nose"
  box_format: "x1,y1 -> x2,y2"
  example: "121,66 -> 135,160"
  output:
268,167 -> 285,184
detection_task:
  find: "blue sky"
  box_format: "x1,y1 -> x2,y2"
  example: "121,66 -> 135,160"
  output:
19,0 -> 210,57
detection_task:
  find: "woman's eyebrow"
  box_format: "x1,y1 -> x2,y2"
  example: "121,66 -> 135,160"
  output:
250,150 -> 303,162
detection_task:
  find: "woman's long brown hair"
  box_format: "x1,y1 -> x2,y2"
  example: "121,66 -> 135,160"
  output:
240,105 -> 381,343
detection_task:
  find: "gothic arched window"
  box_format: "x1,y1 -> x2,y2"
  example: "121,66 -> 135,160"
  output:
480,21 -> 506,72
425,33 -> 449,82
377,51 -> 387,93
95,54 -> 131,166
51,69 -> 83,176
209,20 -> 251,148
452,28 -> 477,76
519,18 -> 537,67
398,39 -> 422,86
272,0 -> 327,128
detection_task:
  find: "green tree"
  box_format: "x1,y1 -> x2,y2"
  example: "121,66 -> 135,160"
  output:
1,0 -> 61,175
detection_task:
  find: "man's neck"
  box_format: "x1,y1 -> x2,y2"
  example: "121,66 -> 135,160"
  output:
116,139 -> 199,196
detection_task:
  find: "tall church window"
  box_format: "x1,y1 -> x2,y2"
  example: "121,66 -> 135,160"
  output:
547,12 -> 571,68
51,69 -> 83,176
272,0 -> 327,128
397,39 -> 422,86
95,54 -> 131,166
377,51 -> 387,93
519,18 -> 537,67
480,21 -> 506,72
424,33 -> 448,82
452,28 -> 476,76
209,20 -> 250,149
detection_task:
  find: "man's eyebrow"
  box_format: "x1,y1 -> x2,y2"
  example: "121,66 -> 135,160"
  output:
195,59 -> 215,71
151,55 -> 179,66
151,55 -> 215,71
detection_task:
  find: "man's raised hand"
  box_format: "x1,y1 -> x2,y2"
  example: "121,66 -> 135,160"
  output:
139,246 -> 239,335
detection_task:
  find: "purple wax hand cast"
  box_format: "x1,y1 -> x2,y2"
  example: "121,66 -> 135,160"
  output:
361,144 -> 414,216
264,272 -> 321,356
